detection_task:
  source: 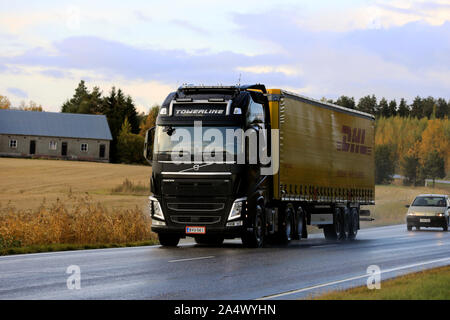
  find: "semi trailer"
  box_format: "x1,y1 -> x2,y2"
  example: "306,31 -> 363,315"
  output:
144,84 -> 375,247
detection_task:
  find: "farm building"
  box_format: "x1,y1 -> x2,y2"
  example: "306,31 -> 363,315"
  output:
0,109 -> 112,162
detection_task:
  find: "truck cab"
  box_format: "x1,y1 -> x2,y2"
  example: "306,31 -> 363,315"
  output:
145,85 -> 272,247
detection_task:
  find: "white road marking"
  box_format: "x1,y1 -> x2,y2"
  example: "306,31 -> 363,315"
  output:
258,256 -> 450,300
168,256 -> 215,263
369,242 -> 450,254
313,244 -> 338,248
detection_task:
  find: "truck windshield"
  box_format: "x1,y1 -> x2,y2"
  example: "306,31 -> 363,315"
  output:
412,196 -> 446,207
154,125 -> 243,161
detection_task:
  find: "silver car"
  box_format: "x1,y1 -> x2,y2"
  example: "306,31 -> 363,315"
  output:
406,194 -> 450,231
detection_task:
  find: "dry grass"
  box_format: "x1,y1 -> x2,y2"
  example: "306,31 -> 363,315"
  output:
0,158 -> 156,254
0,157 -> 151,211
0,194 -> 157,254
111,178 -> 149,195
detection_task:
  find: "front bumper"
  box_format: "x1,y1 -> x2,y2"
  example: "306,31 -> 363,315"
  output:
151,222 -> 245,239
406,215 -> 446,227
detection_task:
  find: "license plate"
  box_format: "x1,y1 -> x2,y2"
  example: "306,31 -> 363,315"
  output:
420,219 -> 430,223
186,226 -> 206,234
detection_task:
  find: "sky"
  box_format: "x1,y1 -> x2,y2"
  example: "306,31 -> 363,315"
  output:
0,0 -> 449,113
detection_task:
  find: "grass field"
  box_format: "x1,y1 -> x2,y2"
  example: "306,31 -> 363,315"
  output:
315,265 -> 450,300
0,158 -> 449,254
0,158 -> 156,254
0,157 -> 152,211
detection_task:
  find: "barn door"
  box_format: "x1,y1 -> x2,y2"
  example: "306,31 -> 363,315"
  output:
29,140 -> 36,155
99,144 -> 105,158
61,142 -> 68,156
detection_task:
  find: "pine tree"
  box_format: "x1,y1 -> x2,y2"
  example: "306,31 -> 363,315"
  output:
379,98 -> 390,117
335,96 -> 356,109
422,150 -> 446,187
357,95 -> 377,115
410,96 -> 423,119
435,98 -> 449,119
61,80 -> 90,113
388,100 -> 397,117
397,98 -> 409,117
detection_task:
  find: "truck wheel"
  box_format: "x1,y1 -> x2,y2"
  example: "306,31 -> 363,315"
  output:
347,208 -> 359,240
293,207 -> 305,240
407,225 -> 413,231
241,204 -> 265,248
443,218 -> 448,231
276,205 -> 294,244
195,236 -> 224,246
158,234 -> 180,247
324,208 -> 346,241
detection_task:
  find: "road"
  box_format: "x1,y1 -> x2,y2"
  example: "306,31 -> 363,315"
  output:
0,224 -> 449,300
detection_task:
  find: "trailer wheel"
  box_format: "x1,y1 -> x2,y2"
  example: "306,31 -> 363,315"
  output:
276,205 -> 294,244
347,208 -> 359,240
158,234 -> 180,247
324,207 -> 346,241
241,204 -> 265,248
293,207 -> 305,240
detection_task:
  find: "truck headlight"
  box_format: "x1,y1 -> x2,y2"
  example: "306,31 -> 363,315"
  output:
228,197 -> 246,221
149,196 -> 165,221
437,213 -> 444,217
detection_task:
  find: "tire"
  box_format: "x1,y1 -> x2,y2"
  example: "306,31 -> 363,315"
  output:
407,225 -> 413,231
293,206 -> 306,240
194,236 -> 224,246
241,203 -> 265,248
443,218 -> 448,231
416,226 -> 421,231
277,205 -> 294,244
323,207 -> 346,241
347,208 -> 359,240
158,234 -> 180,247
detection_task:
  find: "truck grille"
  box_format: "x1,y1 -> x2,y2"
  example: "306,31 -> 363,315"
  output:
167,202 -> 224,212
170,216 -> 221,224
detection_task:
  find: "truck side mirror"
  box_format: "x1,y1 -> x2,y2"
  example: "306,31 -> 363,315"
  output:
405,204 -> 410,208
144,127 -> 155,165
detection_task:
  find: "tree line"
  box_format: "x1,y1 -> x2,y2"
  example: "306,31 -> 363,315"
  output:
374,117 -> 449,186
325,95 -> 450,119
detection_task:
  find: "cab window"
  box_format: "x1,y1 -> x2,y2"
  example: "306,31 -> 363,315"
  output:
246,100 -> 265,126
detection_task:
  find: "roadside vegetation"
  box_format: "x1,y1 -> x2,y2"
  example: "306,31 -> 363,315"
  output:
315,265 -> 450,300
0,194 -> 157,255
111,178 -> 149,195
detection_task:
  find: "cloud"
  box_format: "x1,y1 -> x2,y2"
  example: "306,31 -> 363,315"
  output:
1,36 -> 294,85
7,87 -> 28,98
39,68 -> 70,78
171,19 -> 210,35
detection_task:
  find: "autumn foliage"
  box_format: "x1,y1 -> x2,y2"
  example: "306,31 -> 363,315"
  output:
375,116 -> 450,177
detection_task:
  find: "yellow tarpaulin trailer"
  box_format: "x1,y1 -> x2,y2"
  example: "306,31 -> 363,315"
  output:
267,89 -> 375,204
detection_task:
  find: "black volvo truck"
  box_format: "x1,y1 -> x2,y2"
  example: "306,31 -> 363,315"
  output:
144,84 -> 375,247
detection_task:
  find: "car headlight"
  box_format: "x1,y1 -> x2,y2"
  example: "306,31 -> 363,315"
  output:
228,197 -> 246,221
437,213 -> 444,217
149,196 -> 165,221
407,212 -> 414,216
